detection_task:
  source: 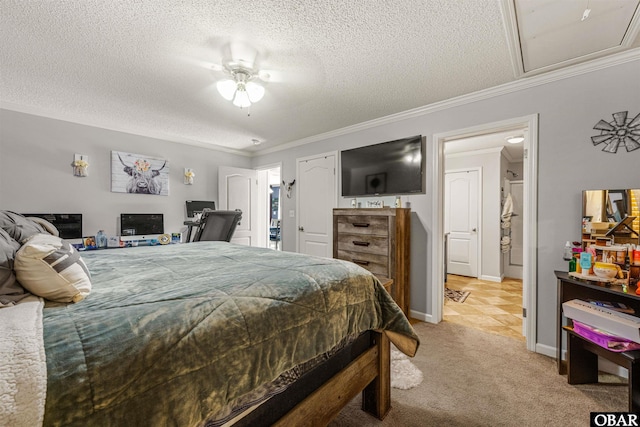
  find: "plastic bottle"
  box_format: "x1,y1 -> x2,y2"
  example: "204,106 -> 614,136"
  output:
96,230 -> 107,249
563,241 -> 573,261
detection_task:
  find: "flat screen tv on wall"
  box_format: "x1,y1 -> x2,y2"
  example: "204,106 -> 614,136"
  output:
341,135 -> 425,197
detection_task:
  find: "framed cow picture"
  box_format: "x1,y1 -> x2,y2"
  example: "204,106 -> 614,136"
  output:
111,151 -> 169,196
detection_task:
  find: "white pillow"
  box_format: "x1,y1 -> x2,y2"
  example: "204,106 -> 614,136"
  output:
14,234 -> 91,303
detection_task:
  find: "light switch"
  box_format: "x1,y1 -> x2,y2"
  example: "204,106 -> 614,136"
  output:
289,210 -> 295,218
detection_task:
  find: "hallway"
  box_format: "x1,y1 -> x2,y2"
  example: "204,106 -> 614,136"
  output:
443,275 -> 524,341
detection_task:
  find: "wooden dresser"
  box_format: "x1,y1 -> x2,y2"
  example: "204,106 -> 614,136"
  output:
332,208 -> 411,315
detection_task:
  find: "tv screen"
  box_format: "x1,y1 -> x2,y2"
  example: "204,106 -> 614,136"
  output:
341,135 -> 424,197
120,213 -> 164,240
185,200 -> 216,218
23,213 -> 82,239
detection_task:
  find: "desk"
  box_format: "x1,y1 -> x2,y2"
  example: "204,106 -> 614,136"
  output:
564,326 -> 640,411
556,270 -> 640,374
184,220 -> 200,243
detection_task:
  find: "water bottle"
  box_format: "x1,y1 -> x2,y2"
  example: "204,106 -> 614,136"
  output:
563,241 -> 573,261
96,230 -> 107,249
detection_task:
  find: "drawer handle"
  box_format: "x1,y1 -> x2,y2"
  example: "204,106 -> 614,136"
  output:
353,223 -> 370,227
352,259 -> 370,266
352,240 -> 370,246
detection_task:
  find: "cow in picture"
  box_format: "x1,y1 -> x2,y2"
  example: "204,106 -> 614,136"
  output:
117,153 -> 167,195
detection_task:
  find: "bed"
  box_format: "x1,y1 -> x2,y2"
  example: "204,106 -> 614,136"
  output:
0,212 -> 419,426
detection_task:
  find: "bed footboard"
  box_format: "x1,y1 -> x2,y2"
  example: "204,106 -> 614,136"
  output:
274,331 -> 390,425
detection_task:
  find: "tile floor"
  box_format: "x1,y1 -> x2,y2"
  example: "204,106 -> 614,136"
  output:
443,274 -> 525,341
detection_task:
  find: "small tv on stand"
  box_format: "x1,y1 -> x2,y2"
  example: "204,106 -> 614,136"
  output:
186,200 -> 216,219
120,213 -> 164,241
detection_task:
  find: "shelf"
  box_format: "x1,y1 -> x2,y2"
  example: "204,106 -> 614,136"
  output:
592,245 -> 628,252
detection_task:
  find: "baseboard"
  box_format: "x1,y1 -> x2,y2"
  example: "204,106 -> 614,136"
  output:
535,343 -> 556,358
479,274 -> 502,283
410,309 -> 431,323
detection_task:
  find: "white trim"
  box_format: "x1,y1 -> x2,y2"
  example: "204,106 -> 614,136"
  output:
443,167 -> 483,279
0,102 -> 251,157
255,162 -> 283,250
2,50 -> 637,156
535,343 -> 556,359
499,0 -> 524,78
479,275 -> 503,283
409,309 -> 429,323
431,114 -> 539,353
255,49 -> 640,156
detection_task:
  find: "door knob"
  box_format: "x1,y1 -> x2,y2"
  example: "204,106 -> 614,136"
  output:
472,228 -> 477,232
298,226 -> 304,231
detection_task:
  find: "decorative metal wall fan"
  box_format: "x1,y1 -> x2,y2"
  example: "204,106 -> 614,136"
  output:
591,111 -> 640,153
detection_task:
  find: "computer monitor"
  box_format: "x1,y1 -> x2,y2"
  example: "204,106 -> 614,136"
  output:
23,213 -> 83,239
119,213 -> 164,241
186,200 -> 216,218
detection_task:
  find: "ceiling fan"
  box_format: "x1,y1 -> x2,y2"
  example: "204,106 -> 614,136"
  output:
211,42 -> 275,111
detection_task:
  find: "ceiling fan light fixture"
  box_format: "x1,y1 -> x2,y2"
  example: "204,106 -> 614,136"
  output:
216,66 -> 265,109
246,81 -> 265,103
506,136 -> 525,144
216,79 -> 237,101
232,89 -> 251,108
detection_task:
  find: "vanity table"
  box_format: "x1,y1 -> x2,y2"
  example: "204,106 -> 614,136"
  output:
556,270 -> 640,374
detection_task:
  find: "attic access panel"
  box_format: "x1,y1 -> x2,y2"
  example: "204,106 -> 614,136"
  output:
511,0 -> 640,74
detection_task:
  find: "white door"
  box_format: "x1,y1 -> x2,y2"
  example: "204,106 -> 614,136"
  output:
445,169 -> 479,277
504,180 -> 524,279
218,166 -> 258,246
297,153 -> 336,258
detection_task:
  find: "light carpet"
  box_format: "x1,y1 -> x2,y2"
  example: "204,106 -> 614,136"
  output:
330,321 -> 627,427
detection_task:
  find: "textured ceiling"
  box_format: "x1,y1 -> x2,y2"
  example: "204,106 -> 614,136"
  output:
1,0 -> 639,154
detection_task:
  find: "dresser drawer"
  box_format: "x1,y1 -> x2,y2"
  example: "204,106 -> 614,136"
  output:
336,249 -> 389,277
336,233 -> 388,255
336,215 -> 389,236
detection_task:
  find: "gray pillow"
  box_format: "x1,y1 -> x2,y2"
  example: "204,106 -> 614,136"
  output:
0,227 -> 30,306
0,210 -> 47,244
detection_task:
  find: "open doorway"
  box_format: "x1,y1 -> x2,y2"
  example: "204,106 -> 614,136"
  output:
442,132 -> 525,341
257,165 -> 282,251
431,114 -> 539,351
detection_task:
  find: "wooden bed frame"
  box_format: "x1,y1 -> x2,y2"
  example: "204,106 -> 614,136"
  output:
229,330 -> 391,426
276,331 -> 390,425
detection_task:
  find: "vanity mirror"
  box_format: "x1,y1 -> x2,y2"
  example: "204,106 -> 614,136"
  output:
582,188 -> 640,247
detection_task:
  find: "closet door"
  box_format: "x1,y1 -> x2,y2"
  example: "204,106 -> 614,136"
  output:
445,170 -> 479,278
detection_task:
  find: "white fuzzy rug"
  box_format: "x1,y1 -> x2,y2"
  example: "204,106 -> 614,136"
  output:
0,295 -> 46,427
390,345 -> 423,390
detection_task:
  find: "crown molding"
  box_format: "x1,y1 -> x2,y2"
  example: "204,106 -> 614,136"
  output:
0,102 -> 251,157
256,48 -> 640,156
2,47 -> 638,158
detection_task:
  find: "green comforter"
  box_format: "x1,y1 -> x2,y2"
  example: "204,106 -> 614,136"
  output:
43,242 -> 419,426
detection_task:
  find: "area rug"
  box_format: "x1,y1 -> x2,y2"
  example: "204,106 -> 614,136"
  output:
445,287 -> 470,303
390,345 -> 423,390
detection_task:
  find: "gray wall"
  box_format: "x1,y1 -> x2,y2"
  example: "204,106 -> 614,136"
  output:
0,110 -> 251,238
252,59 -> 640,351
1,59 -> 638,352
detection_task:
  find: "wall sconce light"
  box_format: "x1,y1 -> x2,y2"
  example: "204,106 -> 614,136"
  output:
72,154 -> 89,177
184,168 -> 195,185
